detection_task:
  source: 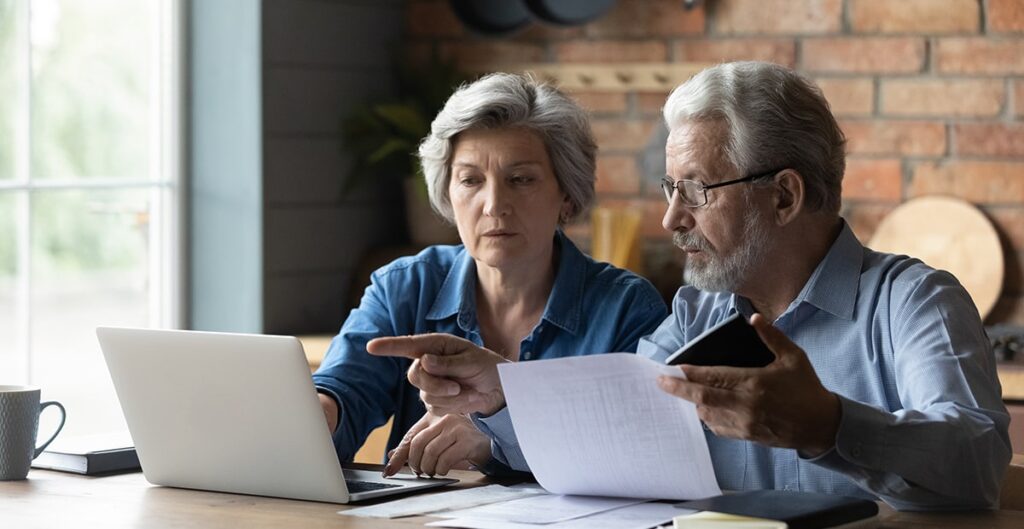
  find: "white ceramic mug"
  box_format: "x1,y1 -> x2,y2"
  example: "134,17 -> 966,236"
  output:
0,386 -> 66,480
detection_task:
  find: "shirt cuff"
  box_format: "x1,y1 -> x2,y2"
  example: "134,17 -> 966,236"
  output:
833,396 -> 888,467
471,407 -> 530,472
314,386 -> 343,434
474,442 -> 534,479
805,395 -> 887,471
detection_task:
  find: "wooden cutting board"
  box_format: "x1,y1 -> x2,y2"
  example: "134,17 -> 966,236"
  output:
867,196 -> 1004,320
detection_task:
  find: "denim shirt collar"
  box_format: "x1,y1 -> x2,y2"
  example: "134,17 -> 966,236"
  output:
732,219 -> 862,321
425,230 -> 587,335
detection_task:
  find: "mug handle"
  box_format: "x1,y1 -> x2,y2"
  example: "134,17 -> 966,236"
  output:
33,401 -> 67,458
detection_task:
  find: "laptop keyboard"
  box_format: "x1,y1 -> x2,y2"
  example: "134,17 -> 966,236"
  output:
346,479 -> 404,494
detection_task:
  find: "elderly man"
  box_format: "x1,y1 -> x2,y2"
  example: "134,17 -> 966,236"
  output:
371,62 -> 1010,511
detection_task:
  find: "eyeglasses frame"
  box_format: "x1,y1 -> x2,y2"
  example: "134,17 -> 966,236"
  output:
660,167 -> 787,207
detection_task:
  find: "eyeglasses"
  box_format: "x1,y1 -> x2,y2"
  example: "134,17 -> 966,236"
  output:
660,168 -> 786,207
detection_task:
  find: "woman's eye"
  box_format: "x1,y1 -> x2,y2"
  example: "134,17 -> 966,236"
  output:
509,175 -> 533,185
458,176 -> 481,186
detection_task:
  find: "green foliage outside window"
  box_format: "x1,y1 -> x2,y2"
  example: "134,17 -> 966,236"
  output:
0,0 -> 152,277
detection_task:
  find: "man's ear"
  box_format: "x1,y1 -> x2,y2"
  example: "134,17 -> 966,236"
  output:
772,169 -> 804,226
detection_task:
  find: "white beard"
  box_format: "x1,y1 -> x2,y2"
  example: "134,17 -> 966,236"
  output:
674,206 -> 771,293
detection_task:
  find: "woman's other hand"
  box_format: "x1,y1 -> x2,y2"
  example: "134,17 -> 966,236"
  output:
383,412 -> 491,477
318,393 -> 339,434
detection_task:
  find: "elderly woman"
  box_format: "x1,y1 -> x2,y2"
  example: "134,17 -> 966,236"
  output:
312,73 -> 666,476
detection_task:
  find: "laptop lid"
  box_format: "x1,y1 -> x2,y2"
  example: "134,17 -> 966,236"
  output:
96,327 -> 454,503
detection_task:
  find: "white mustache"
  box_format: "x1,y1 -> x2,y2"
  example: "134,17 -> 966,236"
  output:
673,230 -> 712,252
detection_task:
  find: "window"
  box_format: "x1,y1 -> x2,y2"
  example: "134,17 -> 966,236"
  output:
0,0 -> 182,437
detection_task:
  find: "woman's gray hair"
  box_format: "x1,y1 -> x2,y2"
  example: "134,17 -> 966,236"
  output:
418,73 -> 597,224
663,61 -> 846,216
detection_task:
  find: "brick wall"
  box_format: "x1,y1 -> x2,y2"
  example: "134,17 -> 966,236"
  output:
404,0 -> 1024,325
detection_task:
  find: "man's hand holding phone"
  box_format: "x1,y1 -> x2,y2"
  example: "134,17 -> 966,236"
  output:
657,313 -> 842,458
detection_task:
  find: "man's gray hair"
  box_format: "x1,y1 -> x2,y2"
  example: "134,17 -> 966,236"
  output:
663,61 -> 845,215
419,73 -> 597,224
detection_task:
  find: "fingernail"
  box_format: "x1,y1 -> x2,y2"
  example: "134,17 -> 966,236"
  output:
446,384 -> 459,396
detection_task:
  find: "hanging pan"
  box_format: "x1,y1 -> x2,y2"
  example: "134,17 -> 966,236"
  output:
450,0 -> 532,35
525,0 -> 617,25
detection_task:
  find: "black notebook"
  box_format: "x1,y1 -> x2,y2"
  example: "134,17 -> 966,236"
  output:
675,490 -> 879,529
32,432 -> 141,476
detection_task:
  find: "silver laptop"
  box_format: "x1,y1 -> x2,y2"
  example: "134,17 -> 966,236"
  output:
96,327 -> 456,503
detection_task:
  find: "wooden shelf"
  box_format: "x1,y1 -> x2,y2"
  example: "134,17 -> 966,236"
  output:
472,62 -> 712,92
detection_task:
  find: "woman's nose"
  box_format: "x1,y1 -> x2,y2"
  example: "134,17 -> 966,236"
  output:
482,182 -> 511,217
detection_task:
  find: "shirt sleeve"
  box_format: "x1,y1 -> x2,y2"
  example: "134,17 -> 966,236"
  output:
476,286 -> 668,473
807,270 -> 1011,511
311,269 -> 408,463
609,284 -> 670,353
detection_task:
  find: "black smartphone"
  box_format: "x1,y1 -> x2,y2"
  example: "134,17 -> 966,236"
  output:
664,312 -> 775,367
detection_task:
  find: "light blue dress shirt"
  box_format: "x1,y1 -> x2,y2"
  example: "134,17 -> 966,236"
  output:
312,231 -> 667,471
638,221 -> 1011,511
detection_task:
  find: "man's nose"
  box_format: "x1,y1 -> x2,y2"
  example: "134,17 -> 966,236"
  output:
662,198 -> 695,233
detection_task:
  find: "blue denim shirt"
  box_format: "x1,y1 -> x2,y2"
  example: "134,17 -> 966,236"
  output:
638,221 -> 1011,511
312,231 -> 667,470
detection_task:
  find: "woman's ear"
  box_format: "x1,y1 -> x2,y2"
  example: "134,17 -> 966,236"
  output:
772,169 -> 804,226
559,196 -> 573,224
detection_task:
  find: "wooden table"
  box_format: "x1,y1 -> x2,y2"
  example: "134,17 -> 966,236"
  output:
1,467 -> 488,529
3,468 -> 1023,528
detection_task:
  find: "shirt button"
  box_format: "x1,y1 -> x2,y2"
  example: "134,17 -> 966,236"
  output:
522,351 -> 532,360
851,446 -> 862,458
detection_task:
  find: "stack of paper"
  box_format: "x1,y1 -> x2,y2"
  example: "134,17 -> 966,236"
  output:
428,498 -> 692,529
340,485 -> 546,519
340,485 -> 693,528
433,494 -> 644,524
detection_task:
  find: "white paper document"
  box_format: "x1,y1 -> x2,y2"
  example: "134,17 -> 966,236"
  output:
436,493 -> 643,524
338,484 -> 546,518
427,501 -> 693,529
497,353 -> 721,500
